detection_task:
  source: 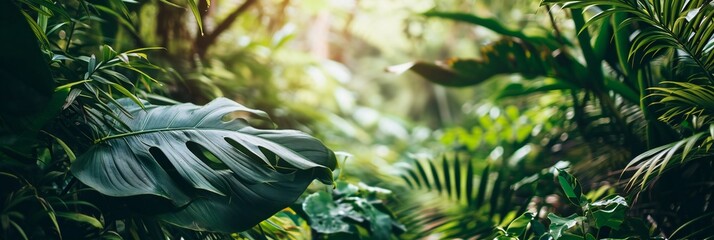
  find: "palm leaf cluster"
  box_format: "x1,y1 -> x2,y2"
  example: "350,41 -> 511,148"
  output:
396,155 -> 518,238
544,1 -> 714,236
399,0 -> 714,238
392,103 -> 574,238
394,6 -> 647,172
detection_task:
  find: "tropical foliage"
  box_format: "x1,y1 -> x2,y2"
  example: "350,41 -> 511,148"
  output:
3,0 -> 714,239
0,0 -> 340,239
397,0 -> 714,238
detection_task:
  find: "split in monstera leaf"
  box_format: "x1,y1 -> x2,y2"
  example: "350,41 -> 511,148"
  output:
70,97 -> 337,233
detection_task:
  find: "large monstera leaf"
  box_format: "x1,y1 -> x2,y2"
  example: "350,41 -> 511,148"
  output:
71,98 -> 337,233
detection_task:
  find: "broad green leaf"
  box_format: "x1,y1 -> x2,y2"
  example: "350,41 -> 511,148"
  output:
349,196 -> 395,239
590,195 -> 629,230
71,98 -> 337,233
386,61 -> 475,87
302,191 -> 352,234
390,38 -> 586,91
548,213 -> 583,240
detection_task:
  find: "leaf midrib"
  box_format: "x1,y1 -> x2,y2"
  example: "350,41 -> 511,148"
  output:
95,126 -> 235,143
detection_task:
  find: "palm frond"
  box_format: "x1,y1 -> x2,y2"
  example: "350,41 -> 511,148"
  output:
650,81 -> 714,126
543,0 -> 714,83
623,124 -> 713,190
396,154 -> 523,238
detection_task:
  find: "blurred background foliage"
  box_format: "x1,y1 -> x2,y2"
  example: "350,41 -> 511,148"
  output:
125,0 -> 548,185
4,0 -> 714,238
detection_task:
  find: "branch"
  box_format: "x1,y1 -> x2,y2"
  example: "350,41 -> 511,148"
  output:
193,0 -> 258,58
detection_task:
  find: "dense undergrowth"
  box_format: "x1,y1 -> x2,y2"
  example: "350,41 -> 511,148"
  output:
1,0 -> 713,239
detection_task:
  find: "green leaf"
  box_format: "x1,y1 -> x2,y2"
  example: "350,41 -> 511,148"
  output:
334,181 -> 359,196
549,0 -> 714,84
71,98 -> 337,233
497,79 -> 577,99
100,231 -> 123,240
8,220 -> 29,240
55,212 -> 104,229
187,0 -> 204,35
93,5 -> 137,34
603,77 -> 639,103
556,169 -> 583,206
590,195 -> 629,230
108,82 -> 145,109
548,213 -> 583,240
390,38 -> 585,90
423,11 -> 561,49
585,233 -> 596,240
530,218 -> 547,237
387,61 -> 475,87
302,191 -> 352,234
350,196 -> 395,239
44,131 -> 76,162
505,212 -> 534,237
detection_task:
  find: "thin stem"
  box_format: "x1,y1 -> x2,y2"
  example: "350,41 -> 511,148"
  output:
60,177 -> 77,196
64,17 -> 78,51
546,4 -> 565,46
639,65 -> 655,149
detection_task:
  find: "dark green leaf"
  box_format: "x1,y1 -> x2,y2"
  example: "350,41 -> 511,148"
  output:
505,212 -> 534,237
556,169 -> 583,206
389,38 -> 581,90
71,98 -> 337,233
423,11 -> 561,49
